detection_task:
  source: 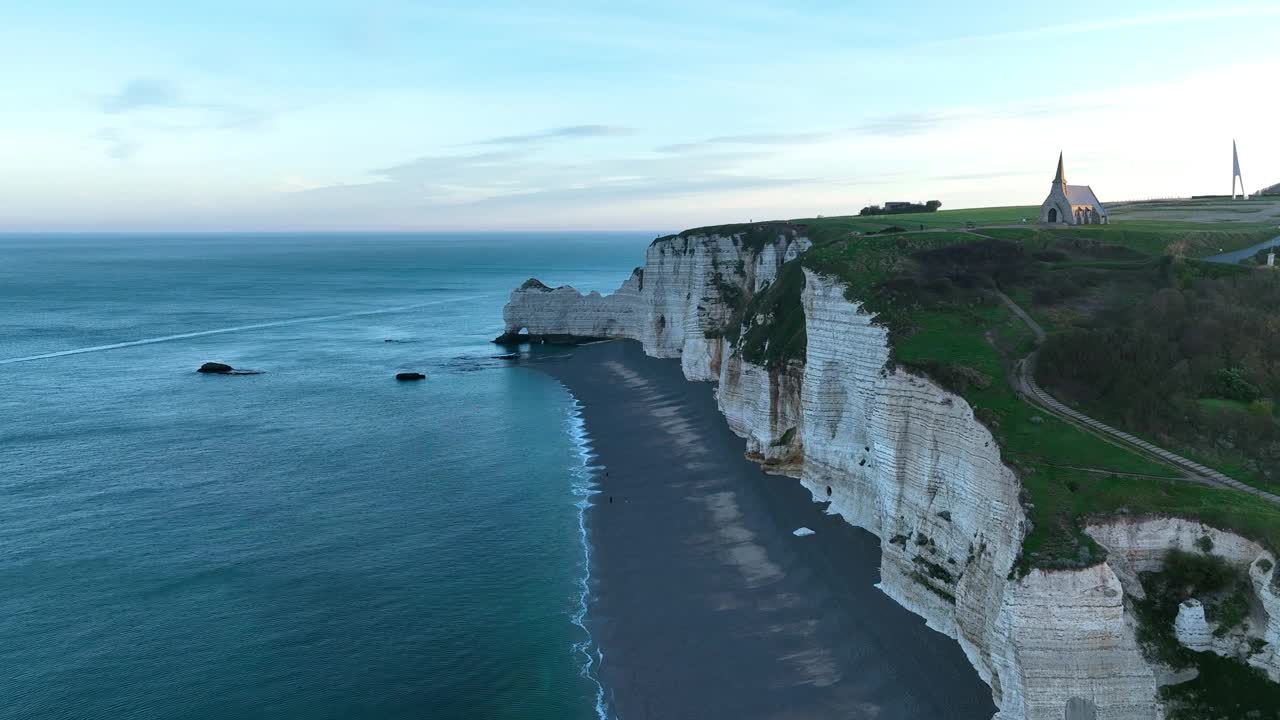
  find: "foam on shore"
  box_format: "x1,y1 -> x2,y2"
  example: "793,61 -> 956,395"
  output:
564,396 -> 611,720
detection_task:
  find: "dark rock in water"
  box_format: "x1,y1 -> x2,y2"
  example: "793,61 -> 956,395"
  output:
197,362 -> 263,375
491,353 -> 519,360
492,332 -> 609,346
395,372 -> 427,381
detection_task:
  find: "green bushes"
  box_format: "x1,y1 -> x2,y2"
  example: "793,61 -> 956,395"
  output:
1135,549 -> 1240,668
1036,266 -> 1280,491
859,200 -> 941,216
1135,549 -> 1280,719
736,260 -> 807,368
1211,368 -> 1264,403
771,427 -> 797,447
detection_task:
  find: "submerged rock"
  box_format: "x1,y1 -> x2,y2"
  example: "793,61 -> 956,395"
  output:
491,353 -> 519,360
196,362 -> 262,375
395,372 -> 426,381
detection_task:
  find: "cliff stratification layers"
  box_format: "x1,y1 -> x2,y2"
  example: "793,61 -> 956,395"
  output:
500,229 -> 1278,719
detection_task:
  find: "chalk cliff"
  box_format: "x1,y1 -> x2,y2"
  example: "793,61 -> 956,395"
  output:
500,230 -> 1280,718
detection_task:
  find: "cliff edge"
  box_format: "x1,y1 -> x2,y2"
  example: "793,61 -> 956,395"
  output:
500,224 -> 1280,719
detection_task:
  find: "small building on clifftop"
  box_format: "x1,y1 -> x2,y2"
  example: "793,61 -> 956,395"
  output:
1038,152 -> 1107,225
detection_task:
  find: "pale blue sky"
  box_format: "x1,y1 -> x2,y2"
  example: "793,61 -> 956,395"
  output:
4,1 -> 1279,230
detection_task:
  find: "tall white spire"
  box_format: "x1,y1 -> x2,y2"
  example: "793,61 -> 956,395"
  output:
1233,140 -> 1246,199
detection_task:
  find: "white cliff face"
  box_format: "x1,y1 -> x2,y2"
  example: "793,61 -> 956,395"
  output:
1087,517 -> 1267,571
501,273 -> 645,341
1175,599 -> 1217,651
1249,554 -> 1280,681
989,565 -> 1157,720
501,237 -> 1280,718
501,230 -> 810,382
716,354 -> 804,472
798,270 -> 1159,720
1087,518 -> 1280,682
798,271 -> 1021,646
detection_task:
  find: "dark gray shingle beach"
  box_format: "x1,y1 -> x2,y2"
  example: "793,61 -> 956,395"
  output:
532,340 -> 995,720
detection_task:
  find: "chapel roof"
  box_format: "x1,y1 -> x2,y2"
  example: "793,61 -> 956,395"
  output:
1064,184 -> 1103,209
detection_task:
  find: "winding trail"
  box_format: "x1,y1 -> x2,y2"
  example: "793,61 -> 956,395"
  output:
996,290 -> 1280,505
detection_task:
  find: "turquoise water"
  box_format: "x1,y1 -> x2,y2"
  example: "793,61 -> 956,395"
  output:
0,233 -> 649,720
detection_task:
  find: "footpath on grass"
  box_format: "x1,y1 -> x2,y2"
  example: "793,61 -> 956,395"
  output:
996,290 -> 1280,506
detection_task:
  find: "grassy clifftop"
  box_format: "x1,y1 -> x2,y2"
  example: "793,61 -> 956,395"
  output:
696,209 -> 1280,569
688,206 -> 1280,718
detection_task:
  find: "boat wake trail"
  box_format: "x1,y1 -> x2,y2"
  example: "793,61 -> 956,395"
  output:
0,295 -> 488,365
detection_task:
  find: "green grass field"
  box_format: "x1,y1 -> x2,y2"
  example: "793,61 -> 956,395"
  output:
795,205 -> 1039,235
893,306 -> 1174,477
1198,398 -> 1253,413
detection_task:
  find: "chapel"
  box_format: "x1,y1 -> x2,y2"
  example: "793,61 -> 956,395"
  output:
1038,152 -> 1107,225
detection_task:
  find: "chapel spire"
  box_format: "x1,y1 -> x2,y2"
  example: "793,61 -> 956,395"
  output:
1053,151 -> 1066,187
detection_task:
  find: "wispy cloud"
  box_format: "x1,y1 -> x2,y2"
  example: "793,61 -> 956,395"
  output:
930,169 -> 1040,182
944,6 -> 1280,44
94,77 -> 268,159
469,124 -> 635,146
854,111 -> 952,137
658,130 -> 841,154
658,112 -> 957,153
98,77 -> 268,129
97,128 -> 138,160
288,146 -> 819,222
101,78 -> 182,114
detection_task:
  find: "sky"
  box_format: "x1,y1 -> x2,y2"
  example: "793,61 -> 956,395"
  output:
3,0 -> 1280,231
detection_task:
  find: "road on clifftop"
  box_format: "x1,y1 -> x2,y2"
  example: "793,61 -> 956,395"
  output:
995,290 -> 1280,506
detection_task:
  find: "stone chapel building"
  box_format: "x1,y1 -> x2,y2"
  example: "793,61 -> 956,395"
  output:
1038,152 -> 1108,225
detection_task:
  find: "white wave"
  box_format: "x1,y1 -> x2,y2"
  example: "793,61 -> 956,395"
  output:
793,527 -> 816,537
0,294 -> 492,365
564,395 -> 614,720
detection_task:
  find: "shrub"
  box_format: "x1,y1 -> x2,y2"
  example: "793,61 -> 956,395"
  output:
1210,368 -> 1263,403
771,427 -> 797,447
1032,287 -> 1059,305
1032,249 -> 1069,262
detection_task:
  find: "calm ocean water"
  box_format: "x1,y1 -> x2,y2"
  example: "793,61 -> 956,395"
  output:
0,232 -> 651,720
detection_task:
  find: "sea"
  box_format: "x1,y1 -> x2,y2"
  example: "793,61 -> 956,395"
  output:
0,232 -> 653,720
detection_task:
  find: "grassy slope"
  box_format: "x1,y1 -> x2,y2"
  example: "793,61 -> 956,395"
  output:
799,206 -> 1039,233
1015,254 -> 1276,492
682,210 -> 1280,567
982,222 -> 1277,258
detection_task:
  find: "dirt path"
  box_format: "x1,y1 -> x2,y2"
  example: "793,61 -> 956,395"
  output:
995,290 -> 1280,505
